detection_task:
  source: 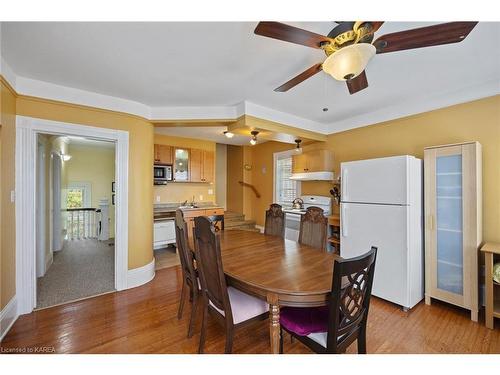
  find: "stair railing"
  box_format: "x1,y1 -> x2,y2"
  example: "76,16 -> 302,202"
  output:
64,208 -> 101,240
238,181 -> 261,198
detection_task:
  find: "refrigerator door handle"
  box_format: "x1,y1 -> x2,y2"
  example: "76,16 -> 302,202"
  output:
341,205 -> 348,237
342,168 -> 348,201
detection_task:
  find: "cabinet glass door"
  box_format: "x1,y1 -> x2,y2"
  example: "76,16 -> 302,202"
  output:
174,148 -> 189,181
436,154 -> 463,295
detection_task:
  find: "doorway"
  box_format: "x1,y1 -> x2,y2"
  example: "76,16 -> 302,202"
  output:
35,134 -> 117,309
15,116 -> 129,315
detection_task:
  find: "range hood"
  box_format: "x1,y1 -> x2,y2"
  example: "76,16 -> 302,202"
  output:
289,171 -> 334,181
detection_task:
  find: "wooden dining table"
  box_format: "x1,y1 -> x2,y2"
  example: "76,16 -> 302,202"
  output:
217,229 -> 338,354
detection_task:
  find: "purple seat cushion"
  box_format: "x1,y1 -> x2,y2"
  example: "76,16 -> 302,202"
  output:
280,306 -> 329,336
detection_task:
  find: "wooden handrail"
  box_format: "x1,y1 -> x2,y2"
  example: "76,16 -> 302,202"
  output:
238,181 -> 261,198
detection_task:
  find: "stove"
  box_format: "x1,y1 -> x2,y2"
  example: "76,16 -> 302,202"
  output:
283,195 -> 332,242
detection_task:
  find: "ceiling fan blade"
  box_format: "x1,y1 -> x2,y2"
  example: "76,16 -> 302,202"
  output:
346,71 -> 368,94
373,22 -> 478,54
255,22 -> 331,49
274,63 -> 323,92
369,22 -> 384,33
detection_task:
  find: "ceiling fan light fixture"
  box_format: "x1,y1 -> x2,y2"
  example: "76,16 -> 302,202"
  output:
294,139 -> 302,152
223,130 -> 234,138
322,43 -> 376,81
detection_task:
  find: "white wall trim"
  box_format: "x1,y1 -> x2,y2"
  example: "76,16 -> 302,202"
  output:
126,258 -> 155,290
3,66 -> 499,137
255,225 -> 265,234
15,116 -> 129,315
0,296 -> 18,342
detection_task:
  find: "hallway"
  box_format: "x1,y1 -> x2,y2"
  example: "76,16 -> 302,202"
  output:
36,239 -> 115,309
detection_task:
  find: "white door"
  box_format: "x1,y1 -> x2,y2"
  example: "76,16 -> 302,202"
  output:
36,141 -> 46,277
52,153 -> 63,251
341,156 -> 410,205
340,202 -> 409,307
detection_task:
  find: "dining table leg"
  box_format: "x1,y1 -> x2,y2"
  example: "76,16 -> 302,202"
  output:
268,294 -> 280,354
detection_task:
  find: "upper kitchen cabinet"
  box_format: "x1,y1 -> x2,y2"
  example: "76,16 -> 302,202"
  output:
190,149 -> 214,183
154,144 -> 173,165
292,149 -> 334,173
424,141 -> 482,322
173,148 -> 190,182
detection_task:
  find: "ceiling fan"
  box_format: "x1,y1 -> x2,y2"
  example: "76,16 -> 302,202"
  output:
254,21 -> 478,94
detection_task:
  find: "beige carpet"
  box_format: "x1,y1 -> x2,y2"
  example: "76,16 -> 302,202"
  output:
36,239 -> 115,309
154,246 -> 180,270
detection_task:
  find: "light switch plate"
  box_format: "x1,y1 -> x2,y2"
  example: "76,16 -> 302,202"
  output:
208,189 -> 213,195
155,195 -> 161,203
10,190 -> 15,202
199,195 -> 203,201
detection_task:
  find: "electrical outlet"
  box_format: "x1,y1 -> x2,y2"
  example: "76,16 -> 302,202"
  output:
155,195 -> 161,203
10,190 -> 15,202
208,189 -> 213,195
199,195 -> 203,201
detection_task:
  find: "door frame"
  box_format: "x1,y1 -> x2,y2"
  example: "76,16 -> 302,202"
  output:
15,116 -> 129,315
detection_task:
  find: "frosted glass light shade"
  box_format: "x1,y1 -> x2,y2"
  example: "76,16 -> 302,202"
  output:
322,43 -> 376,81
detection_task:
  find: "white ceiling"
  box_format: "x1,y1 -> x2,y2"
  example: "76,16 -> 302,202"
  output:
155,126 -> 268,146
2,22 -> 499,133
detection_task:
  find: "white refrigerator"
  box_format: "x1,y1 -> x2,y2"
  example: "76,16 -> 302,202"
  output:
340,155 -> 424,310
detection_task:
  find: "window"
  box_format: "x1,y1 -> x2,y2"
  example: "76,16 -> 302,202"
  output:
274,150 -> 301,206
66,182 -> 91,208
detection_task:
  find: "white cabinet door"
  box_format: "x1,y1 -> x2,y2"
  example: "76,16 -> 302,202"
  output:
341,156 -> 410,205
340,202 -> 409,307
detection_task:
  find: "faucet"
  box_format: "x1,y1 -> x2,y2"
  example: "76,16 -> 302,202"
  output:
190,195 -> 196,207
181,200 -> 188,207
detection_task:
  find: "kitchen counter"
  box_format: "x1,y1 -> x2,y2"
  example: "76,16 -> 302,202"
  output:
154,203 -> 223,220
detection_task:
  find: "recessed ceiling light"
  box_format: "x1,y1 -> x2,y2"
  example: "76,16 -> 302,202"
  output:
223,131 -> 234,138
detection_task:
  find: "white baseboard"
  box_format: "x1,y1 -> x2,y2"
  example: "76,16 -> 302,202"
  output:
255,225 -> 264,234
126,258 -> 155,289
0,296 -> 18,342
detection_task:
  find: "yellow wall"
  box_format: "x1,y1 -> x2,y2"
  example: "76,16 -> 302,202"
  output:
249,141 -> 292,226
0,79 -> 17,309
153,133 -> 216,204
226,145 -> 244,214
235,96 -> 500,243
15,95 -> 154,271
66,143 -> 116,238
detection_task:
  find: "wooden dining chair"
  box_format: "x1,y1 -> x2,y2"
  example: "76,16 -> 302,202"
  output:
175,209 -> 200,338
206,214 -> 225,232
298,206 -> 328,250
279,247 -> 378,354
264,203 -> 285,237
193,216 -> 269,354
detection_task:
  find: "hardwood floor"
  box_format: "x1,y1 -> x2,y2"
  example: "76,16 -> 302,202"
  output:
1,266 -> 499,354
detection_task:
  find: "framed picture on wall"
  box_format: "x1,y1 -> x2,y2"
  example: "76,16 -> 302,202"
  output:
112,181 -> 116,192
112,194 -> 115,205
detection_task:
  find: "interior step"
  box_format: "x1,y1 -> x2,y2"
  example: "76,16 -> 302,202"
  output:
223,211 -> 257,231
224,220 -> 257,228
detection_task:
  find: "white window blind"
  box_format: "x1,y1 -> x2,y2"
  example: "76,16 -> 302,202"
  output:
275,155 -> 299,205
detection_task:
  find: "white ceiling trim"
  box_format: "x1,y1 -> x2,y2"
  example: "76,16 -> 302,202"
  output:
329,78 -> 500,133
2,57 -> 498,136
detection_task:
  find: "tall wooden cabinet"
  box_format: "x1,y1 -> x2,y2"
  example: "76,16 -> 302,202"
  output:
154,144 -> 173,164
424,142 -> 482,321
190,149 -> 214,183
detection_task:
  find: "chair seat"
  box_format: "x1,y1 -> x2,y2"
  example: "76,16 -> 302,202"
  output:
280,306 -> 329,336
210,287 -> 268,324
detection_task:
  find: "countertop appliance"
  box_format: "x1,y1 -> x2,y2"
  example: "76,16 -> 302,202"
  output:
154,164 -> 173,185
340,155 -> 423,310
283,195 -> 332,243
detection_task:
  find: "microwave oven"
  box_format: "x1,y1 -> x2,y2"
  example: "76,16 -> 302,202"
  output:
154,164 -> 173,184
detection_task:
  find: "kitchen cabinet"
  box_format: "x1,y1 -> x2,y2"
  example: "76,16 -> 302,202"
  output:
183,208 -> 224,248
173,148 -> 190,182
154,144 -> 173,164
153,220 -> 176,249
292,149 -> 334,173
189,149 -> 214,183
424,141 -> 482,321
